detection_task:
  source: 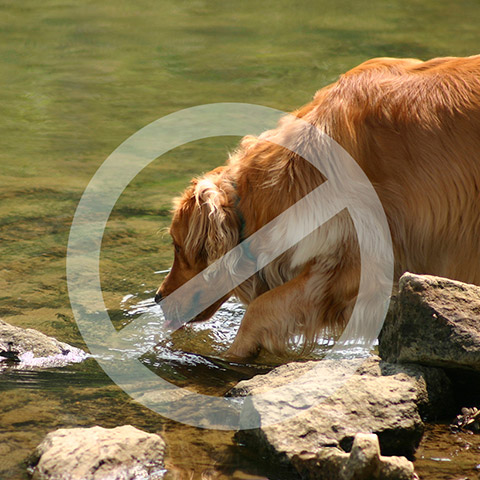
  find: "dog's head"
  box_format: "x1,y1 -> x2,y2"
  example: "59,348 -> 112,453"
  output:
155,167 -> 241,324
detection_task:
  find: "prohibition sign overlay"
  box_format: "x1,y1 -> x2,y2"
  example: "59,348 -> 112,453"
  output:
67,103 -> 394,430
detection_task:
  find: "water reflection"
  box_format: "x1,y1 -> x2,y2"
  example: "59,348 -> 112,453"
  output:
120,295 -> 269,394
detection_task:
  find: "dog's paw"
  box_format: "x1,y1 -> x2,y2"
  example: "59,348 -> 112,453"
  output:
222,344 -> 260,363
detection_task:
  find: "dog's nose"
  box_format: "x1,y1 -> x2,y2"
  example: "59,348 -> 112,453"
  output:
154,292 -> 163,304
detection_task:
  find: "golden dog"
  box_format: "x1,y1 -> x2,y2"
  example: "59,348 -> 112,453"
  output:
156,55 -> 480,361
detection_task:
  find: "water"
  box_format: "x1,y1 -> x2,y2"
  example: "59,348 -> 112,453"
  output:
1,0 -> 480,478
0,297 -> 296,480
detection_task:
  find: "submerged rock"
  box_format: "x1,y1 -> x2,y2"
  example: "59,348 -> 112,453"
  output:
379,273 -> 480,370
0,319 -> 87,370
29,425 -> 166,480
230,355 -> 451,478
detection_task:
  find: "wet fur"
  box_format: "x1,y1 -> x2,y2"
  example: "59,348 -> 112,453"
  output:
158,55 -> 480,360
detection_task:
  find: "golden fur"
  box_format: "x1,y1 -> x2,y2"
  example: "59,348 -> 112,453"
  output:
157,55 -> 480,360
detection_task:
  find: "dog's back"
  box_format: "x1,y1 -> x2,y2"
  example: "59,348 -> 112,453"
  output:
233,55 -> 480,285
331,56 -> 480,284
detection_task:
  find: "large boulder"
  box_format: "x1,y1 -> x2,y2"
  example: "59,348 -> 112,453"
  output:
379,273 -> 480,370
0,319 -> 87,369
230,355 -> 451,479
28,425 -> 166,480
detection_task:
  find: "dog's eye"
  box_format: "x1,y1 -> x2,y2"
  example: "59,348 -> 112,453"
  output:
173,243 -> 181,254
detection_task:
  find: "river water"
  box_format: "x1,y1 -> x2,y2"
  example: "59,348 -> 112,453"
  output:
1,0 -> 480,478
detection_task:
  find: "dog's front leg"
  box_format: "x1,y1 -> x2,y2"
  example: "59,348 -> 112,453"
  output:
223,267 -> 314,362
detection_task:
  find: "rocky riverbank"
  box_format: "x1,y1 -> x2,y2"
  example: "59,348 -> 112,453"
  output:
229,272 -> 480,479
19,272 -> 480,479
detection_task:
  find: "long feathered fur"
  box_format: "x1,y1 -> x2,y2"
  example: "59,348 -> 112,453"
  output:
158,55 -> 480,359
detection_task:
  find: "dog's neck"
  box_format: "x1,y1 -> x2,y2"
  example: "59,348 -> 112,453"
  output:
228,179 -> 247,242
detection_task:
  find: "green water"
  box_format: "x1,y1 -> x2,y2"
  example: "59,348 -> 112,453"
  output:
1,0 -> 480,478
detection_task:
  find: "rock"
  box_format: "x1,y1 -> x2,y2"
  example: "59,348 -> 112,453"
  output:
450,407 -> 480,433
230,355 -> 452,478
0,319 -> 87,369
295,433 -> 416,480
28,425 -> 166,480
378,273 -> 480,370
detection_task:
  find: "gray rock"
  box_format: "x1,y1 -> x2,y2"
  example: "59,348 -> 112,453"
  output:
379,272 -> 480,370
230,355 -> 451,477
0,319 -> 87,369
295,433 -> 416,480
29,425 -> 166,480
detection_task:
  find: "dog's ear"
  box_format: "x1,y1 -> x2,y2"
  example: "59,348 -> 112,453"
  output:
185,177 -> 240,263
